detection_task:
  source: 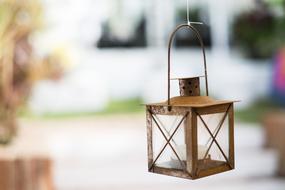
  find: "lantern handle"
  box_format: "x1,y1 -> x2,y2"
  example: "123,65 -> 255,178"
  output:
167,24 -> 209,110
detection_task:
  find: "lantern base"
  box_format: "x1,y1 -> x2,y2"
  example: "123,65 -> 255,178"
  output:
150,159 -> 233,180
150,165 -> 233,180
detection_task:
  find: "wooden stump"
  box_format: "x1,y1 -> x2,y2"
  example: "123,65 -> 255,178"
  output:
263,112 -> 285,176
279,148 -> 285,177
263,112 -> 285,148
0,157 -> 54,190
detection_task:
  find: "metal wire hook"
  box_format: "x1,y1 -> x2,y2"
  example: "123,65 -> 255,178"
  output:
186,0 -> 203,26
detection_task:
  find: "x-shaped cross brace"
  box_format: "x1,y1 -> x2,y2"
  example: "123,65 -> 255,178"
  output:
195,105 -> 233,170
148,109 -> 189,172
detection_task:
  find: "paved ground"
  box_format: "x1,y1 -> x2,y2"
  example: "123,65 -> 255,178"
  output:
14,114 -> 285,190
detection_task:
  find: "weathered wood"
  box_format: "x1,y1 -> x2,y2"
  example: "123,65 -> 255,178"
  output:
0,157 -> 54,190
0,159 -> 15,190
263,112 -> 285,176
152,166 -> 191,179
191,110 -> 198,177
263,113 -> 285,148
195,103 -> 231,115
146,96 -> 236,108
278,148 -> 285,177
196,163 -> 232,179
197,159 -> 226,170
146,105 -> 189,116
146,108 -> 153,171
228,104 -> 235,169
185,111 -> 192,173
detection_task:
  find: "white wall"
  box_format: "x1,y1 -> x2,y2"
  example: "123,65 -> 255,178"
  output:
29,0 -> 271,114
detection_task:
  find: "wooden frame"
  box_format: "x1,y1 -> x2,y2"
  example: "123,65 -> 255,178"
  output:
146,103 -> 234,180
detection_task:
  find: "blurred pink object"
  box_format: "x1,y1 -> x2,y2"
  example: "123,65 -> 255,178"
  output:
274,48 -> 285,91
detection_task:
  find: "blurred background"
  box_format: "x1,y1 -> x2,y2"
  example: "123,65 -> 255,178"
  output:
0,0 -> 285,189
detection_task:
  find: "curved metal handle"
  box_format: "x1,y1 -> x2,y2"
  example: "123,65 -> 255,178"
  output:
167,24 -> 209,110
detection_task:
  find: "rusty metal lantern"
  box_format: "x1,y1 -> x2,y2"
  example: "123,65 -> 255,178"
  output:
145,24 -> 236,180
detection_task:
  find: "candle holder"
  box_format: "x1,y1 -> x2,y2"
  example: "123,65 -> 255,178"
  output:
145,24 -> 237,179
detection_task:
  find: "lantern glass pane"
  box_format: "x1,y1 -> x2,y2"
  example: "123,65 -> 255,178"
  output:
197,112 -> 229,169
216,115 -> 229,159
152,114 -> 187,170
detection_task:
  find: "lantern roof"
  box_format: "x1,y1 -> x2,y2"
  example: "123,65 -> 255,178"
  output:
146,96 -> 237,108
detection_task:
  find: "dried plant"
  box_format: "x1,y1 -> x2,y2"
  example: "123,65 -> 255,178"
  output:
0,0 -> 64,144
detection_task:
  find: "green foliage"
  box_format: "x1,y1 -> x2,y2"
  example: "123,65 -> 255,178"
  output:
99,98 -> 144,115
232,1 -> 285,59
265,0 -> 285,6
236,99 -> 281,123
19,98 -> 144,120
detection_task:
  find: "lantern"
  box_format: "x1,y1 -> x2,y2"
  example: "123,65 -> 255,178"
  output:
145,24 -> 236,179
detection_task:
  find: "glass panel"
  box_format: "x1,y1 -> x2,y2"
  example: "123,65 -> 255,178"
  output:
197,112 -> 229,170
152,114 -> 187,170
156,145 -> 184,170
216,115 -> 229,159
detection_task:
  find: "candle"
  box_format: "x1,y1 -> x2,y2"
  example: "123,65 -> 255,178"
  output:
171,144 -> 209,161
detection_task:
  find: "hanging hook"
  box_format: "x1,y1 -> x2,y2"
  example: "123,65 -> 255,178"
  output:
186,0 -> 203,26
187,0 -> 190,25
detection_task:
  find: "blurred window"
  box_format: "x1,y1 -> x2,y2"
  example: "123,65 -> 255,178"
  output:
97,0 -> 146,48
175,7 -> 212,48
